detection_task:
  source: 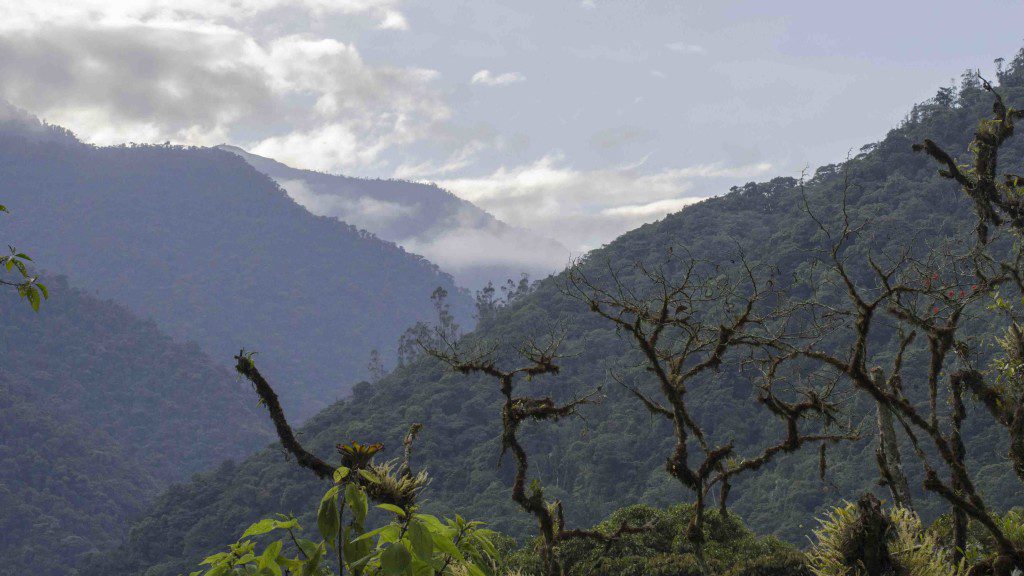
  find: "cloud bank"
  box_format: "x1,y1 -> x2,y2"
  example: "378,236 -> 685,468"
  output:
436,156 -> 773,251
0,1 -> 440,173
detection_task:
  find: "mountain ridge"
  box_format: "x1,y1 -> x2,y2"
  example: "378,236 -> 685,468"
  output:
0,116 -> 474,419
216,144 -> 571,289
0,277 -> 273,576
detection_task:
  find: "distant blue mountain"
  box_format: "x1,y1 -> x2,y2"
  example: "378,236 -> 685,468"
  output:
0,108 -> 473,419
218,145 -> 570,289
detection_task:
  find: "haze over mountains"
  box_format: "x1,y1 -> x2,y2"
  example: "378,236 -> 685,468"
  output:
0,104 -> 475,419
217,144 -> 570,289
79,56 -> 1024,576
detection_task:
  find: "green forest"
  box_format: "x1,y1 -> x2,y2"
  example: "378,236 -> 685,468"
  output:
41,52 -> 1024,576
4,10 -> 1024,576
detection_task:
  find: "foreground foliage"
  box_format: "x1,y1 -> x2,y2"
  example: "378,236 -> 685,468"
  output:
194,467 -> 500,576
0,201 -> 46,310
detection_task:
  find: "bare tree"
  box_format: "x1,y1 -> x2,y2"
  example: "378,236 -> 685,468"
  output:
750,126 -> 1024,572
900,78 -> 1024,574
566,251 -> 856,574
425,335 -> 650,576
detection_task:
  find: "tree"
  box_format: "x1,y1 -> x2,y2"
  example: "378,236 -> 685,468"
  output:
367,349 -> 386,383
934,80 -> 958,109
566,251 -> 856,575
474,274 -> 534,324
750,81 -> 1024,575
425,335 -> 647,576
474,281 -> 499,322
905,80 -> 1024,573
397,287 -> 463,367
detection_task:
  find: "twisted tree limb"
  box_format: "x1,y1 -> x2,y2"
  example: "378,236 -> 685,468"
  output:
235,351 -> 335,479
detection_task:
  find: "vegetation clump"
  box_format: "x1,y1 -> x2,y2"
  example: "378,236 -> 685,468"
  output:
807,495 -> 964,576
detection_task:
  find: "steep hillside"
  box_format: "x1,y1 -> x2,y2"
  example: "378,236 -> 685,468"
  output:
0,118 -> 472,419
80,58 -> 1024,576
217,145 -> 570,289
0,277 -> 272,576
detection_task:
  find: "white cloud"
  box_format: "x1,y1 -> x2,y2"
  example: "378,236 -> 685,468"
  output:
378,10 -> 409,30
278,178 -> 419,229
436,156 -> 772,251
269,174 -> 570,283
666,42 -> 705,54
392,141 -> 486,180
470,69 -> 526,86
252,125 -> 381,173
0,0 -> 407,31
402,220 -> 570,274
602,198 -> 702,218
0,10 -> 443,171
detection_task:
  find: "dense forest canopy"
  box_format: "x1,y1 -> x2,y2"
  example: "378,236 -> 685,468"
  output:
0,278 -> 272,576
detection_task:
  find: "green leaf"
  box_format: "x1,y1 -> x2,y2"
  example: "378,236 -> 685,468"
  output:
26,287 -> 39,311
200,552 -> 229,565
203,565 -> 229,576
406,519 -> 433,561
333,466 -> 351,483
347,524 -> 389,544
469,531 -> 497,559
377,503 -> 406,517
345,482 -> 368,524
358,468 -> 381,483
379,542 -> 412,575
296,539 -> 320,559
411,562 -> 434,576
36,282 -> 47,300
257,541 -> 283,576
317,493 -> 340,546
298,542 -> 324,576
241,519 -> 278,538
412,514 -> 444,529
342,525 -> 373,570
431,532 -> 463,562
374,524 -> 402,544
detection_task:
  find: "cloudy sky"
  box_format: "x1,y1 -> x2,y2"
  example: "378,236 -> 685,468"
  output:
0,0 -> 1022,253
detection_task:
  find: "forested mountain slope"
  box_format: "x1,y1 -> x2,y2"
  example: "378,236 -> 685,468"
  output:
217,145 -> 570,289
81,58 -> 1024,576
0,115 -> 472,419
0,278 -> 272,576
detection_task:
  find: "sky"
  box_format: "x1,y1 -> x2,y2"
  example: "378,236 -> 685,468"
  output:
0,0 -> 1022,255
